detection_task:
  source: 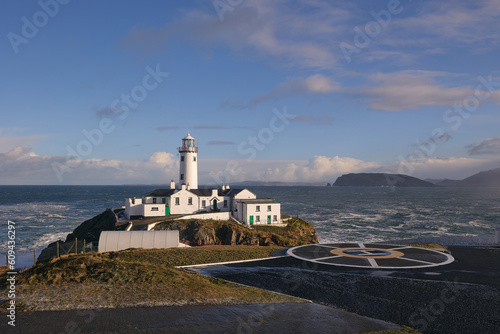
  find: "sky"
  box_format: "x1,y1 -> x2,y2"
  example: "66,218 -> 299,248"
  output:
1,0 -> 500,185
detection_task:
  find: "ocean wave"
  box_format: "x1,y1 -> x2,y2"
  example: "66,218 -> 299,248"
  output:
16,231 -> 70,252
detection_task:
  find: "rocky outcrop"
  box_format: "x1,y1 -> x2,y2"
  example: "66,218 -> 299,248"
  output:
153,218 -> 318,247
37,209 -> 116,264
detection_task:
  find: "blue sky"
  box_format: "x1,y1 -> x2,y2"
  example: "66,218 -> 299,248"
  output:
1,0 -> 500,185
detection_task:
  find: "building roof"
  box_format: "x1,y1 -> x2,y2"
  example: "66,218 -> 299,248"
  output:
189,188 -> 246,197
240,198 -> 277,203
145,189 -> 177,197
145,188 -> 247,198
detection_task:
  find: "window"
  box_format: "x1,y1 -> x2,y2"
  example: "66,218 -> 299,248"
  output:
256,205 -> 260,212
132,198 -> 135,204
267,205 -> 271,212
180,174 -> 184,180
175,197 -> 180,205
153,198 -> 157,204
162,198 -> 166,204
151,207 -> 158,211
256,216 -> 260,222
193,157 -> 196,162
224,200 -> 227,208
202,200 -> 206,207
273,215 -> 278,222
188,197 -> 193,205
181,156 -> 184,162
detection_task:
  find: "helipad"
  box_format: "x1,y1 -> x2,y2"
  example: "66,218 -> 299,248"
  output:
287,243 -> 455,269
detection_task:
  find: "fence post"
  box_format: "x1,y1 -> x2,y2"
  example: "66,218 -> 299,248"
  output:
57,241 -> 60,258
75,237 -> 78,254
83,239 -> 86,253
34,248 -> 36,267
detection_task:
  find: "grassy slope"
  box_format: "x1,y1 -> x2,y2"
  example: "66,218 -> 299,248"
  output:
1,246 -> 302,311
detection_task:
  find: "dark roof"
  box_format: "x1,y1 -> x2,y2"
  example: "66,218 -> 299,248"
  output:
145,189 -> 177,197
145,188 -> 248,198
189,188 -> 246,197
240,198 -> 277,203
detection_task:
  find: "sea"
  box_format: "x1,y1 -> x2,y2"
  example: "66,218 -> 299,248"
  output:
1,185 -> 499,268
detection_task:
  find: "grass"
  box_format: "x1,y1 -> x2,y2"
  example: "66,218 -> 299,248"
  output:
253,225 -> 287,234
407,243 -> 448,253
0,245 -> 302,311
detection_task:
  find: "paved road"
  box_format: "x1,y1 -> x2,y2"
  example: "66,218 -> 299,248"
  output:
190,246 -> 500,334
1,302 -> 401,334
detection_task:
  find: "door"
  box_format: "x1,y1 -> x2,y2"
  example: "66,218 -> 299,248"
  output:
213,199 -> 218,211
267,215 -> 271,224
165,206 -> 170,216
249,215 -> 253,225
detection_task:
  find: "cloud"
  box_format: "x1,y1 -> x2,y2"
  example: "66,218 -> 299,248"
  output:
95,107 -> 117,118
1,146 -> 498,185
121,1 -> 352,69
207,141 -> 234,145
0,129 -> 48,152
222,74 -> 341,109
361,70 -> 479,111
388,0 -> 500,51
388,156 -> 498,180
291,115 -> 334,126
467,137 -> 500,155
0,146 -> 178,185
156,125 -> 251,132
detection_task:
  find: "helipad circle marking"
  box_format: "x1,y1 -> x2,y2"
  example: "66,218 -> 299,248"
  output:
287,243 -> 455,269
331,247 -> 404,259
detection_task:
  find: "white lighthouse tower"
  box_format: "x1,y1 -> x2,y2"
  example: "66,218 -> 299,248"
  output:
179,133 -> 198,189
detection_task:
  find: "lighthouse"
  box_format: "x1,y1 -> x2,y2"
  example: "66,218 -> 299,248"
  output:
179,133 -> 198,189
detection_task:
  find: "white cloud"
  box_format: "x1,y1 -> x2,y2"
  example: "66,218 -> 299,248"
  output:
359,70 -> 500,112
0,129 -> 48,152
376,0 -> 500,56
122,1 -> 352,69
1,147 -> 497,185
221,74 -> 340,109
388,157 -> 499,180
0,146 -> 178,185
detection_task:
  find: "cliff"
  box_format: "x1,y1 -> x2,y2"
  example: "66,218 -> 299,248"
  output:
37,209 -> 117,264
37,211 -> 317,264
333,173 -> 436,187
153,217 -> 318,247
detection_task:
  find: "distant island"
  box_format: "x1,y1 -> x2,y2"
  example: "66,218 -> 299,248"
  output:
427,167 -> 500,188
331,167 -> 500,187
333,173 -> 436,187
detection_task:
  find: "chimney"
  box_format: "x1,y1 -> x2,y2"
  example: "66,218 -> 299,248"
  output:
181,183 -> 186,190
226,184 -> 230,189
186,183 -> 190,190
211,188 -> 218,198
222,183 -> 225,190
170,180 -> 175,189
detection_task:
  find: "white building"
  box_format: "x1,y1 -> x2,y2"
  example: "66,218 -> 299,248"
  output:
124,133 -> 281,225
